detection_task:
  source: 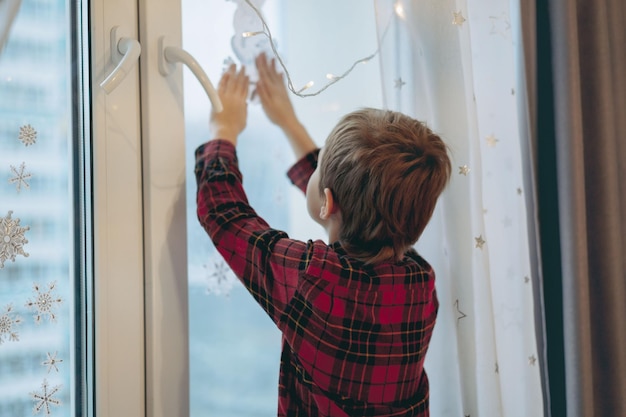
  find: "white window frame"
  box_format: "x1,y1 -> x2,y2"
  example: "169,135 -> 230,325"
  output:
90,0 -> 188,415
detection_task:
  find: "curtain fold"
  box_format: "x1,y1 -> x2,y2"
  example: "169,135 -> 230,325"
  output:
541,0 -> 626,415
374,1 -> 544,415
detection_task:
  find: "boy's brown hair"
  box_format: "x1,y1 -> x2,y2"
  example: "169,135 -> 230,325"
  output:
319,108 -> 451,263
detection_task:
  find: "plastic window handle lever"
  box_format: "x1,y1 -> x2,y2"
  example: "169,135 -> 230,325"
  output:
158,37 -> 223,113
100,28 -> 141,94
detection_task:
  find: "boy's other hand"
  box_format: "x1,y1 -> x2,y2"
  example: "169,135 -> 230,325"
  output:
255,53 -> 299,130
256,53 -> 316,159
210,63 -> 249,146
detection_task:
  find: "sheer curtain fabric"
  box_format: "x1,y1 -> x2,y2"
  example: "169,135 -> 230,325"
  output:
374,1 -> 544,416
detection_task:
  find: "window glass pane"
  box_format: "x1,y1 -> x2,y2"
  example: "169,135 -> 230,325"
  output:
183,1 -> 382,415
0,0 -> 85,416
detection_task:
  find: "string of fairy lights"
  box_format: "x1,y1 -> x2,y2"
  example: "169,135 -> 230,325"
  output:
241,0 -> 391,97
239,1 -> 470,98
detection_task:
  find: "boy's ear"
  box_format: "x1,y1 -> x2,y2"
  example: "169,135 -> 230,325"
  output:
320,188 -> 337,220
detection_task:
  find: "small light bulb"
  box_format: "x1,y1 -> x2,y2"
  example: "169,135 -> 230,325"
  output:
243,31 -> 264,38
326,73 -> 336,80
297,81 -> 314,93
394,2 -> 406,19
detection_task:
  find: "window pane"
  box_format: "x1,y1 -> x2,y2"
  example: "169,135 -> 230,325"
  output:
183,1 -> 381,415
0,0 -> 87,416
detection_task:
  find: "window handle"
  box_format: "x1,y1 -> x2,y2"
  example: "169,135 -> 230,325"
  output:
100,26 -> 141,94
158,37 -> 223,113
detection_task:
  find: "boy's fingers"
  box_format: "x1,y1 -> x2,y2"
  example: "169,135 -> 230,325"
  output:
218,73 -> 229,92
256,55 -> 269,80
220,63 -> 236,89
236,66 -> 248,95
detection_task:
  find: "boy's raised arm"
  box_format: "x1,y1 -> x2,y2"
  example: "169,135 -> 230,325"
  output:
199,64 -> 312,324
255,53 -> 317,160
209,63 -> 249,146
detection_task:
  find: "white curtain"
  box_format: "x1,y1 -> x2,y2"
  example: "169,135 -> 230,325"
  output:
373,1 -> 544,416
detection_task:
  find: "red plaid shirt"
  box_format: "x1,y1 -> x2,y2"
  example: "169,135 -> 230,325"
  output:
195,140 -> 437,417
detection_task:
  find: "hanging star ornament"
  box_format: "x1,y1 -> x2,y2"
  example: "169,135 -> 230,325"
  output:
18,124 -> 37,146
452,10 -> 466,26
0,210 -> 30,268
454,299 -> 467,324
25,281 -> 64,324
528,355 -> 537,366
474,235 -> 486,249
488,12 -> 511,38
8,162 -> 32,192
30,379 -> 62,415
459,165 -> 471,176
394,77 -> 406,89
485,134 -> 499,147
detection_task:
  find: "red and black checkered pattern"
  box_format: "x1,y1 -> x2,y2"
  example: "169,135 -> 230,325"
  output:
195,140 -> 437,417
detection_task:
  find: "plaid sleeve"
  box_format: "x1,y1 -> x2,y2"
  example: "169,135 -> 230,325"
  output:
287,149 -> 320,193
195,140 -> 312,322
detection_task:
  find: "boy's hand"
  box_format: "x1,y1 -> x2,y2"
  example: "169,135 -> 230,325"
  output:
255,53 -> 317,159
210,63 -> 249,146
255,53 -> 298,129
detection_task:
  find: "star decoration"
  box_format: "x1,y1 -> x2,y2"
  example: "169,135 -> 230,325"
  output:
0,210 -> 30,268
8,162 -> 32,193
458,165 -> 471,175
19,124 -> 37,146
524,276 -> 530,284
25,281 -> 64,324
511,88 -> 516,95
528,355 -> 537,366
474,235 -> 486,249
488,13 -> 511,38
454,299 -> 467,324
517,187 -> 523,195
205,259 -> 237,296
30,379 -> 62,415
0,304 -> 22,344
452,10 -> 466,26
42,351 -> 63,373
485,134 -> 499,147
394,77 -> 406,89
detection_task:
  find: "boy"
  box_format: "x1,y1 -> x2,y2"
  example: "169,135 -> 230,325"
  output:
195,54 -> 451,416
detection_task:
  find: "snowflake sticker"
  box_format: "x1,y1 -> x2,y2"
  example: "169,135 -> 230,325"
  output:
8,162 -> 32,192
30,379 -> 62,415
42,351 -> 63,373
0,210 -> 30,268
204,259 -> 238,296
18,124 -> 37,146
0,304 -> 22,344
25,281 -> 63,324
